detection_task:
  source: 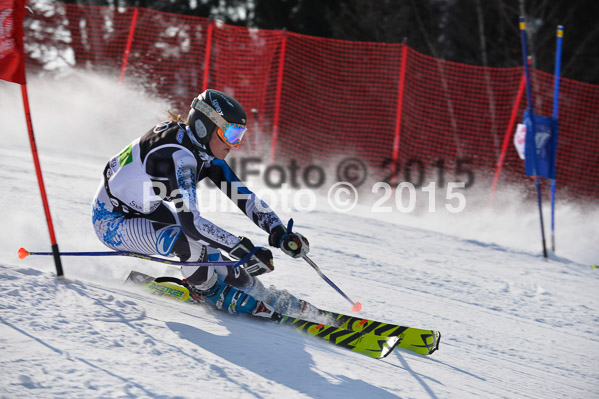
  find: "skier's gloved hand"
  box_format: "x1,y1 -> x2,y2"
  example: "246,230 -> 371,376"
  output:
230,237 -> 274,277
268,224 -> 310,259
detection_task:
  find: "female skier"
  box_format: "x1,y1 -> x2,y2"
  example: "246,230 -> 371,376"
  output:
92,89 -> 311,317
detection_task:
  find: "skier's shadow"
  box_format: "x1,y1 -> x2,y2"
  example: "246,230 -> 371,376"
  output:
167,320 -> 401,398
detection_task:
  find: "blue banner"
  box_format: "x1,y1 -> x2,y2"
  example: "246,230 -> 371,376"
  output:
523,109 -> 558,179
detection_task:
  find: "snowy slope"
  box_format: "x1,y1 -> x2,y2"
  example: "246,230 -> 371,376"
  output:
1,75 -> 599,398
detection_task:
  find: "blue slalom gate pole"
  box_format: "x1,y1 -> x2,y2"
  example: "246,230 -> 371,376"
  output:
520,17 -> 535,114
550,26 -> 564,253
520,17 -> 548,259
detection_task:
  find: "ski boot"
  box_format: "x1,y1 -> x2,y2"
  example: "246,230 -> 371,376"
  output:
189,275 -> 281,320
243,278 -> 321,318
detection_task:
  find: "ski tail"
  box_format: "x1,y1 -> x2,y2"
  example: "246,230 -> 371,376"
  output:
126,271 -> 197,302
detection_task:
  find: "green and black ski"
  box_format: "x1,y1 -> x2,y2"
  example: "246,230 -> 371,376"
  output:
319,311 -> 440,355
125,271 -> 440,358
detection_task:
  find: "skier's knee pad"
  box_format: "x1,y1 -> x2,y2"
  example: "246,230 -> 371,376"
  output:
177,240 -> 217,286
186,267 -> 216,290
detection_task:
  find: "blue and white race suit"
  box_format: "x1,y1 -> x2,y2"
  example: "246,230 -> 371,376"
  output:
92,121 -> 283,288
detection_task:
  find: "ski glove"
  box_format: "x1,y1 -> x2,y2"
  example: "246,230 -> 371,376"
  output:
230,237 -> 274,277
268,224 -> 310,259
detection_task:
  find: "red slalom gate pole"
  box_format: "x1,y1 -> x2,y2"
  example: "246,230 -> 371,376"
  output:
488,73 -> 526,204
21,84 -> 64,277
119,7 -> 139,83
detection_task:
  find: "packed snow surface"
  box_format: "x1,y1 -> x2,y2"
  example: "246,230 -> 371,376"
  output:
1,75 -> 598,398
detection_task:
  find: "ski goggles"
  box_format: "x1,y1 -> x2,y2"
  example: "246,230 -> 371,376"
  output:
191,98 -> 247,148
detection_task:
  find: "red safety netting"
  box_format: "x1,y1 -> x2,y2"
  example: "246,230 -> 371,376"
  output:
277,33 -> 403,166
22,2 -> 599,201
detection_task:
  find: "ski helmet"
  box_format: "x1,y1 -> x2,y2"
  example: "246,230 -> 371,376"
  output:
187,89 -> 247,148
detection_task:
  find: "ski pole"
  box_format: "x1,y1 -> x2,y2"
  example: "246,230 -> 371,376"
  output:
285,219 -> 362,312
18,247 -> 239,268
302,254 -> 362,312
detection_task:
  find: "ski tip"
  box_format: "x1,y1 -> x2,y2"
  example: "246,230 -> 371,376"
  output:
18,248 -> 29,259
427,331 -> 442,355
351,302 -> 362,312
